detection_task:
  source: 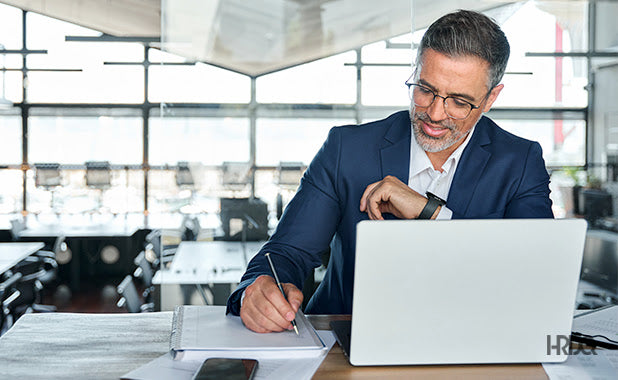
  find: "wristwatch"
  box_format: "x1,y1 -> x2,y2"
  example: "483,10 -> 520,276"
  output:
417,192 -> 446,219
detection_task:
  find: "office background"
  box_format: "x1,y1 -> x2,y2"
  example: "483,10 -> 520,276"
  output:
0,0 -> 616,313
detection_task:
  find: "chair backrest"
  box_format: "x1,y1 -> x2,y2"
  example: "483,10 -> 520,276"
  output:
116,275 -> 141,313
133,251 -> 153,288
144,229 -> 162,259
176,161 -> 195,187
34,163 -> 62,188
180,216 -> 200,241
85,161 -> 111,188
9,219 -> 26,241
1,272 -> 23,334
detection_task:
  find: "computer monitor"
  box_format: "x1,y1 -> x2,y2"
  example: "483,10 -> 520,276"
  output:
581,230 -> 618,294
219,197 -> 268,241
580,188 -> 613,223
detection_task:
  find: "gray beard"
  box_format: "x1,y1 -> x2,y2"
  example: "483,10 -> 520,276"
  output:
410,107 -> 467,153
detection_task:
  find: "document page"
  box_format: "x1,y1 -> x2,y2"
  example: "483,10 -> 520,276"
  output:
542,350 -> 618,380
572,305 -> 618,343
171,305 -> 324,355
122,330 -> 336,380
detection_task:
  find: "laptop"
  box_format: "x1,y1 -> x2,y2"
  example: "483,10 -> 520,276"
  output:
331,218 -> 587,366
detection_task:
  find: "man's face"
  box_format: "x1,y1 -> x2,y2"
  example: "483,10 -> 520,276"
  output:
411,49 -> 503,154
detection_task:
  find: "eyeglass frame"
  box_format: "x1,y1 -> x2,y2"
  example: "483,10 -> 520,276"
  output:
404,81 -> 488,120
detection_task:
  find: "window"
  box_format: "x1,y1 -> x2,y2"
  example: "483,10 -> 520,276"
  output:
257,51 -> 357,104
256,118 -> 351,165
29,115 -> 142,164
0,115 -> 22,163
149,117 -> 249,165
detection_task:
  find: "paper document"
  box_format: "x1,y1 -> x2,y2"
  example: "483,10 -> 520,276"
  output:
572,305 -> 618,345
542,349 -> 618,380
122,330 -> 336,380
170,305 -> 324,360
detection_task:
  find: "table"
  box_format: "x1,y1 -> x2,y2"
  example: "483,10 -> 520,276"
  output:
0,242 -> 45,274
153,241 -> 264,309
16,217 -> 147,291
0,312 -> 548,379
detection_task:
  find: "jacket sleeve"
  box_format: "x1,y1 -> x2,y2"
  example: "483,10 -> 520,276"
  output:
226,127 -> 344,315
504,141 -> 554,218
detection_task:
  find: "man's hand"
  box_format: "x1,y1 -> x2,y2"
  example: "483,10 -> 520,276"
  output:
240,275 -> 304,333
360,175 -> 432,220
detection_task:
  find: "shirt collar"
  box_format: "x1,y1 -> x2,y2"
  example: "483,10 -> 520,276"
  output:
410,123 -> 477,177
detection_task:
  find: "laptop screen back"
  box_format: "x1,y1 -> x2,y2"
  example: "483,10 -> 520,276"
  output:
349,219 -> 587,366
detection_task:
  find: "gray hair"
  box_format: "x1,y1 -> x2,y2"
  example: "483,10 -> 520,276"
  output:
416,10 -> 510,91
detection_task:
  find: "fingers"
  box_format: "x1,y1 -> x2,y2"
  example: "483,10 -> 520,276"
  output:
359,181 -> 385,220
359,181 -> 379,212
360,176 -> 426,220
240,275 -> 302,334
282,283 -> 304,313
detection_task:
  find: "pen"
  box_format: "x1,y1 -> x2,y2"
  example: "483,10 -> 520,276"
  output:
265,252 -> 299,335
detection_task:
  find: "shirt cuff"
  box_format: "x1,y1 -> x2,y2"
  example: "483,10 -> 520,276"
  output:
436,205 -> 453,220
240,289 -> 246,306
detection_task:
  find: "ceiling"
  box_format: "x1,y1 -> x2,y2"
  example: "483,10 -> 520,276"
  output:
0,0 -> 519,77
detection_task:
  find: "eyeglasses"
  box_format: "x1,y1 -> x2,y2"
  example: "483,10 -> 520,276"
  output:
405,82 -> 481,120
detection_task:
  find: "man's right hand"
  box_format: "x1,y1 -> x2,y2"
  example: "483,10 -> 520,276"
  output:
239,275 -> 304,333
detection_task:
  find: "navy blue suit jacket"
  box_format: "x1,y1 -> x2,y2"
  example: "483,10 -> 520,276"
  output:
227,111 -> 553,315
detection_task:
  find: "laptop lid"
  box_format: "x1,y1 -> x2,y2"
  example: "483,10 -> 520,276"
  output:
347,218 -> 587,366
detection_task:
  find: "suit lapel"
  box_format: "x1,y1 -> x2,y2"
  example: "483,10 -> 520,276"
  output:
380,112 -> 412,184
447,116 -> 492,217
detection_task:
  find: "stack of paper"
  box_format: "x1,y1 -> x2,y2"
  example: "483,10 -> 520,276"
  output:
122,306 -> 335,380
170,305 -> 326,360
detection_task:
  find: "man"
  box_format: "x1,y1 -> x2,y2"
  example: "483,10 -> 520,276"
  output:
227,10 -> 553,333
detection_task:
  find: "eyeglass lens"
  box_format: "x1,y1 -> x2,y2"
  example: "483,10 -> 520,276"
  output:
409,85 -> 472,119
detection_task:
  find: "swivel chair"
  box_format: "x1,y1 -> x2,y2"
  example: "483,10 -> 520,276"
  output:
85,161 -> 112,214
34,163 -> 62,215
9,250 -> 58,320
133,251 -> 155,304
0,272 -> 22,336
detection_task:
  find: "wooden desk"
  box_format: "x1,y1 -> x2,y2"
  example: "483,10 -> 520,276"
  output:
308,315 -> 548,380
0,242 -> 45,274
0,311 -> 549,379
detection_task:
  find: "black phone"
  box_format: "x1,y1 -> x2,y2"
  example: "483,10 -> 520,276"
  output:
191,358 -> 258,380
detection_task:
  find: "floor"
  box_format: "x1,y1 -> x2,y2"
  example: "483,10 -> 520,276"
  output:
40,279 -> 140,313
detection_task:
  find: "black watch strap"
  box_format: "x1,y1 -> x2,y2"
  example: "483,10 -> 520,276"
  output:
417,192 -> 446,219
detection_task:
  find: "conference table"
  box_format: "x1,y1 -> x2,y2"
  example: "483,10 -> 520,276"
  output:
15,217 -> 146,292
0,311 -> 548,379
0,242 -> 45,275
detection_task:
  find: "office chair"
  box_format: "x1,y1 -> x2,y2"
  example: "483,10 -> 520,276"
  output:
0,272 -> 22,336
221,161 -> 251,190
144,229 -> 177,269
9,218 -> 26,241
116,275 -> 153,313
34,163 -> 62,215
133,251 -> 155,304
9,250 -> 58,319
85,161 -> 112,214
176,161 -> 195,187
180,215 -> 200,242
275,162 -> 305,220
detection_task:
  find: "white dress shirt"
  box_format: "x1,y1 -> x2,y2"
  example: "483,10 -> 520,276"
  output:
408,125 -> 476,219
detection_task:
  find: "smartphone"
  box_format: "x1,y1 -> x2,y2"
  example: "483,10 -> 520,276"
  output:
191,358 -> 258,380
